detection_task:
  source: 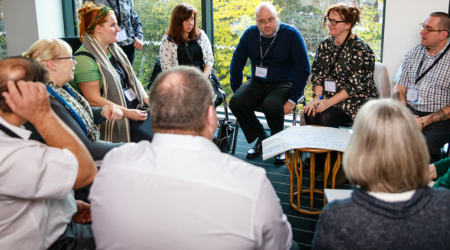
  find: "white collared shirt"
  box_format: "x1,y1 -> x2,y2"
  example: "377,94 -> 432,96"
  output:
259,22 -> 280,38
90,133 -> 292,250
368,190 -> 416,202
0,116 -> 78,249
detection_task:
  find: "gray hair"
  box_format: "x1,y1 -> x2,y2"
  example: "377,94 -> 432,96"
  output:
149,66 -> 214,135
255,2 -> 277,17
343,99 -> 430,192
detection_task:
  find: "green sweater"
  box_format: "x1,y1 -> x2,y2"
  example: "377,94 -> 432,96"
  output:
433,158 -> 450,188
70,45 -> 113,93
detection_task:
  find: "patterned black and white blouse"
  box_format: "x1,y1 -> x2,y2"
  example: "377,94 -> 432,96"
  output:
311,35 -> 378,119
159,30 -> 214,71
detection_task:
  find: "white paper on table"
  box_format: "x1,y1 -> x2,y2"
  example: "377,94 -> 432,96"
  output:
324,189 -> 353,203
117,29 -> 127,42
262,126 -> 352,160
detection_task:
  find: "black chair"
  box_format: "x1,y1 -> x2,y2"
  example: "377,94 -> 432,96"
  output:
60,37 -> 82,55
231,95 -> 306,154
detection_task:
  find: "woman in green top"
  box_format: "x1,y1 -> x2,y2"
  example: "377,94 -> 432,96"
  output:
304,4 -> 378,127
72,2 -> 152,143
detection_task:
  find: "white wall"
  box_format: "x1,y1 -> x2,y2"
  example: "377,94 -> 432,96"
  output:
2,0 -> 65,56
36,0 -> 65,40
382,0 -> 449,89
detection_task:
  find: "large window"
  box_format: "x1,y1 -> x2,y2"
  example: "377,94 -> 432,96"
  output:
132,0 -> 202,86
72,0 -> 201,87
0,0 -> 7,59
70,0 -> 384,103
213,0 -> 384,103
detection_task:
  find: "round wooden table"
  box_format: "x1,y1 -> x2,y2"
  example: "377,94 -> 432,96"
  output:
285,148 -> 341,215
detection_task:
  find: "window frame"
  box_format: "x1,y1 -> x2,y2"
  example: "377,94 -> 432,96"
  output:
60,0 -> 386,60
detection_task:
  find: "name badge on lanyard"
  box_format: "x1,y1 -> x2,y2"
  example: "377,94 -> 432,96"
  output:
255,66 -> 268,78
325,81 -> 336,92
124,88 -> 137,101
117,29 -> 127,42
407,88 -> 418,103
257,31 -> 279,79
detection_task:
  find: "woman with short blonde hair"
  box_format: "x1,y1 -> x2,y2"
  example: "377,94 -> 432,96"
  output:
312,99 -> 450,250
343,99 -> 430,192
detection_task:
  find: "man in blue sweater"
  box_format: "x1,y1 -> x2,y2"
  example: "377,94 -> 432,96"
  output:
229,2 -> 310,165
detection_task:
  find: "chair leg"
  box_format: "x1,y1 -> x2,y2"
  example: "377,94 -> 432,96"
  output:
232,120 -> 239,154
292,106 -> 298,126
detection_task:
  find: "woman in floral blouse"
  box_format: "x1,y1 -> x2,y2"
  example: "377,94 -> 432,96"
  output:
159,3 -> 214,77
304,3 -> 378,127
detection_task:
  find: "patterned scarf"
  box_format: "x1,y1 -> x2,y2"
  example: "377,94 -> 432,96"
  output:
81,33 -> 144,143
47,81 -> 100,142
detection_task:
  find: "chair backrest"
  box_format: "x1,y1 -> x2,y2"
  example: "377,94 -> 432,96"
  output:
374,62 -> 391,98
59,37 -> 82,55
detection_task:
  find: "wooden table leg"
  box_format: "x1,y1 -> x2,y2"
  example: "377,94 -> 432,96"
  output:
309,153 -> 315,212
323,152 -> 331,206
331,152 -> 341,189
296,150 -> 302,210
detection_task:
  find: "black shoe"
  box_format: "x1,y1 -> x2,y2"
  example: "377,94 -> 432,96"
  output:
247,138 -> 263,159
274,152 -> 286,165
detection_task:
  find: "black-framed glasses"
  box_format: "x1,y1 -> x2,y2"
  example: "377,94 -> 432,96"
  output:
326,17 -> 347,26
257,17 -> 276,25
57,56 -> 76,62
420,23 -> 445,34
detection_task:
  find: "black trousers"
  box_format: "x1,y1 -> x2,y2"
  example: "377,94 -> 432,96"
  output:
127,98 -> 153,143
230,79 -> 291,143
409,106 -> 450,163
120,43 -> 136,65
304,106 -> 352,128
48,221 -> 95,250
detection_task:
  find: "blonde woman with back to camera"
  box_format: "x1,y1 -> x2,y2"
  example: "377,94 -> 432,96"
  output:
312,99 -> 450,250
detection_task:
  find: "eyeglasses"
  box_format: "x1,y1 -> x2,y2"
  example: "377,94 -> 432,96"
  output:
326,17 -> 347,26
420,23 -> 445,34
257,18 -> 276,25
57,56 -> 76,62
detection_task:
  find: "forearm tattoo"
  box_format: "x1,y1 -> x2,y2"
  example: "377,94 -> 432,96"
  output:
429,106 -> 450,123
393,91 -> 400,100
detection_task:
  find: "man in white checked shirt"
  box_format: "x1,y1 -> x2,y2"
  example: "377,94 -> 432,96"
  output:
394,12 -> 450,163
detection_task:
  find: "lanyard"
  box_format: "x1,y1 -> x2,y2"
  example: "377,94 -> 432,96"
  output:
415,44 -> 450,85
46,85 -> 88,136
329,32 -> 351,74
0,123 -> 21,138
259,32 -> 279,67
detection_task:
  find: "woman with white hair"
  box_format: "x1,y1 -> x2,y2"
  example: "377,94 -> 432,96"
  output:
312,99 -> 450,250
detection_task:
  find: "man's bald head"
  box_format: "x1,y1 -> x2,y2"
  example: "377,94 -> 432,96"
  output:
149,66 -> 214,135
0,57 -> 48,113
255,2 -> 277,17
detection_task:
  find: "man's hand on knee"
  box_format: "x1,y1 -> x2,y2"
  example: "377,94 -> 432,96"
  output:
284,101 -> 295,115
